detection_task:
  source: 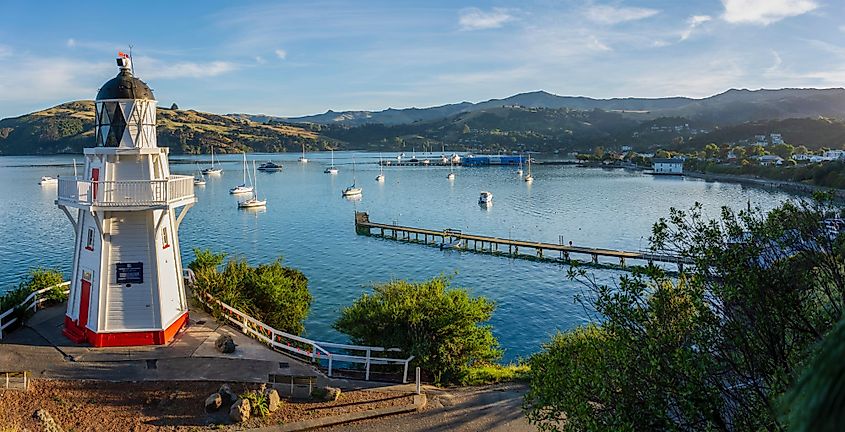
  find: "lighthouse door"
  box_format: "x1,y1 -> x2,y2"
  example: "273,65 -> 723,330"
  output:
78,279 -> 92,328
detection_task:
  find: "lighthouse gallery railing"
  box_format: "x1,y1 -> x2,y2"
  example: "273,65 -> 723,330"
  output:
58,175 -> 194,207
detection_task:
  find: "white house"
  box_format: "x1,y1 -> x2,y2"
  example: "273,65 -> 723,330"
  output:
770,133 -> 784,145
823,150 -> 845,160
758,155 -> 784,166
652,158 -> 684,175
754,135 -> 768,146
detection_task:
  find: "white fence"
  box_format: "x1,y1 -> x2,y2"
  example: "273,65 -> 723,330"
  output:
0,282 -> 70,339
197,292 -> 415,382
57,175 -> 194,207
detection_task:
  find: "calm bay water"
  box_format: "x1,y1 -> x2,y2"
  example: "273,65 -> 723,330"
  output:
0,152 -> 795,360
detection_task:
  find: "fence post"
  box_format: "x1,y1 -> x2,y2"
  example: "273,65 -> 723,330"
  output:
365,349 -> 371,381
403,360 -> 410,384
328,355 -> 333,377
415,367 -> 421,395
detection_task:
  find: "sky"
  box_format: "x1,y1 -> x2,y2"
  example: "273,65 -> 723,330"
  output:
0,0 -> 843,119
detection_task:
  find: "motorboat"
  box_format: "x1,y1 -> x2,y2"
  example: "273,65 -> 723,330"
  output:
202,146 -> 222,175
257,161 -> 283,172
478,191 -> 493,205
39,176 -> 58,185
230,152 -> 254,194
324,149 -> 338,174
447,158 -> 456,180
298,143 -> 308,163
238,161 -> 266,209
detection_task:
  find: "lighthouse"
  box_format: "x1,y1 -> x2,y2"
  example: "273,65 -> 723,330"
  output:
56,53 -> 195,347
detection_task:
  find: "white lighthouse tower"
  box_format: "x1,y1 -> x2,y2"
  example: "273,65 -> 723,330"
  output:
56,54 -> 195,347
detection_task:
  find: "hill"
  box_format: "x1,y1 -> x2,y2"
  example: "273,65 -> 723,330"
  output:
273,88 -> 845,127
687,117 -> 845,151
0,101 -> 328,155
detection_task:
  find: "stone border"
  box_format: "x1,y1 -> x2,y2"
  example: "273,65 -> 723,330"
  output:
246,393 -> 426,432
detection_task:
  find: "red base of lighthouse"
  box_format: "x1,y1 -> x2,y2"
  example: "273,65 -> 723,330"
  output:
62,312 -> 189,347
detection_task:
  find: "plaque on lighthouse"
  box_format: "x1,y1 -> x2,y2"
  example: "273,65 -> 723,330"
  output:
56,53 -> 196,347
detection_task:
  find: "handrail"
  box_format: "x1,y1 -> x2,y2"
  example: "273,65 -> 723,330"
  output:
196,291 -> 415,382
0,282 -> 70,339
57,175 -> 194,207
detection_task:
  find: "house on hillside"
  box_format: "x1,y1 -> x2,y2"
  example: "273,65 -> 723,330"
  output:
754,135 -> 768,146
823,150 -> 845,160
652,158 -> 684,175
758,155 -> 784,166
770,133 -> 784,145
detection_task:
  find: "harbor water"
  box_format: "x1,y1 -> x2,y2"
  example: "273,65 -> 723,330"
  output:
0,152 -> 796,361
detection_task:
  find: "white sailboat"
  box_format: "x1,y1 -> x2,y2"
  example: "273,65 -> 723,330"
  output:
516,155 -> 524,176
447,158 -> 455,180
193,163 -> 206,186
230,152 -> 254,194
202,146 -> 222,175
298,142 -> 308,163
524,155 -> 534,183
324,149 -> 338,174
238,161 -> 266,208
343,159 -> 363,197
376,154 -> 385,182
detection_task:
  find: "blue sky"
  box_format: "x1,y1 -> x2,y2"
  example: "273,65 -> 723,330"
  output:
0,0 -> 843,119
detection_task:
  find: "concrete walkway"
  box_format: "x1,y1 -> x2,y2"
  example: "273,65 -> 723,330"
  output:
317,383 -> 536,432
0,303 -> 318,383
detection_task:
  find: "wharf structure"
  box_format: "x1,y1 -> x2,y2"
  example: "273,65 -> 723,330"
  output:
354,212 -> 692,270
56,54 -> 195,347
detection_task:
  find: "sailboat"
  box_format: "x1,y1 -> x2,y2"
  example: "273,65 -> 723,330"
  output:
298,143 -> 308,163
324,149 -> 338,174
524,155 -> 534,183
342,159 -> 362,197
230,153 -> 254,194
238,161 -> 266,208
375,154 -> 385,182
202,146 -> 222,175
193,163 -> 206,186
516,155 -> 524,176
447,158 -> 455,180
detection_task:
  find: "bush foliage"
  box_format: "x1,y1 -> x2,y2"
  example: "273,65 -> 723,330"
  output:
0,268 -> 65,329
189,249 -> 311,336
333,276 -> 501,385
525,195 -> 845,431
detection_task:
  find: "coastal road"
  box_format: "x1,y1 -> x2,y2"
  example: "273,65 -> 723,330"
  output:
318,383 -> 536,432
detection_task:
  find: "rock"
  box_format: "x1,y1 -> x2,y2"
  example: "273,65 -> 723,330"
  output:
204,392 -> 223,412
33,409 -> 65,432
229,398 -> 251,423
264,388 -> 281,412
219,384 -> 238,405
215,334 -> 236,354
311,386 -> 341,401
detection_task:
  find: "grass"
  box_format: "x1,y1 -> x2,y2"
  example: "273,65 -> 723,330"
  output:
460,363 -> 530,386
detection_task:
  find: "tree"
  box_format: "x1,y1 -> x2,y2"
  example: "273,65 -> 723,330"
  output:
593,146 -> 605,159
525,195 -> 845,431
770,143 -> 795,159
795,145 -> 809,155
655,149 -> 670,158
170,103 -> 179,110
748,144 -> 766,156
732,146 -> 747,159
704,143 -> 719,159
333,276 -> 501,384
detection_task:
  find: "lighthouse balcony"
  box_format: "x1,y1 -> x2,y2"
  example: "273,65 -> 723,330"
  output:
57,175 -> 196,210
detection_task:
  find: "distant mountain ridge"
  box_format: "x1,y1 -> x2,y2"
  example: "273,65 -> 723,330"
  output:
234,88 -> 845,127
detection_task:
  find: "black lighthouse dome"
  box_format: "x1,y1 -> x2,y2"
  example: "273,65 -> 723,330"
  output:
96,64 -> 154,101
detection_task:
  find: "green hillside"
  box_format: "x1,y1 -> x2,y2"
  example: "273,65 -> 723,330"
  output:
0,101 -> 331,155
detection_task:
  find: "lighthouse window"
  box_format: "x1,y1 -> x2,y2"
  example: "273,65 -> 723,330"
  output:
85,228 -> 94,251
162,227 -> 170,249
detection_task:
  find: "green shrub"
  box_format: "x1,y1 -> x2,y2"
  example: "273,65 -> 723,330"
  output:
190,249 -> 311,335
461,363 -> 530,386
333,275 -> 501,385
0,268 -> 65,329
239,390 -> 269,417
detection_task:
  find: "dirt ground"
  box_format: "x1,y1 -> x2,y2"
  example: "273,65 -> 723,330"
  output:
0,379 -> 414,431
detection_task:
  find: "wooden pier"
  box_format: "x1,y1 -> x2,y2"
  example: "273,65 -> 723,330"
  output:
354,212 -> 692,270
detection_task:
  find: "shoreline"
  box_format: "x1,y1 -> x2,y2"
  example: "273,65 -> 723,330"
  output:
684,171 -> 845,199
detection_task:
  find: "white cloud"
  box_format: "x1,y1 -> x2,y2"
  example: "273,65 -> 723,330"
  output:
721,0 -> 818,25
66,38 -> 76,48
136,57 -> 239,79
680,15 -> 712,40
274,49 -> 287,60
255,56 -> 266,64
585,4 -> 659,25
458,7 -> 514,31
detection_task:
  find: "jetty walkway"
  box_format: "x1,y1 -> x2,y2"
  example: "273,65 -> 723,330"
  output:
354,212 -> 692,270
